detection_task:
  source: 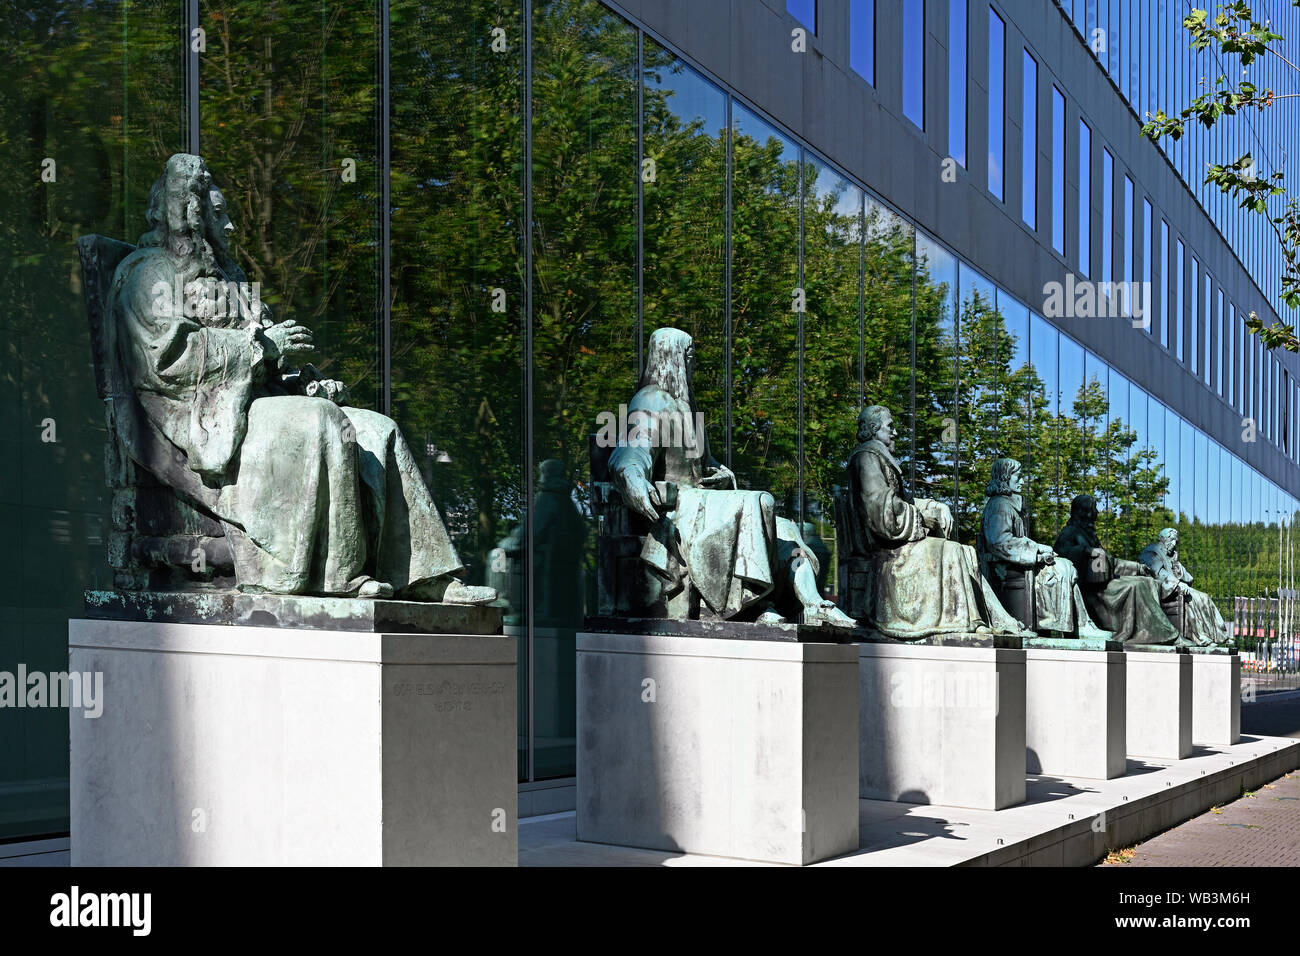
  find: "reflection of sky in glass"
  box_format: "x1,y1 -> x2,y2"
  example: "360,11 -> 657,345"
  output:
811,158 -> 863,223
1059,335 -> 1085,420
645,56 -> 727,138
903,0 -> 925,129
787,0 -> 816,32
850,0 -> 875,85
948,0 -> 965,164
960,262 -> 995,317
1078,122 -> 1091,277
1190,257 -> 1199,373
987,8 -> 1004,197
1160,222 -> 1169,348
1181,419 -> 1195,523
1031,314 -> 1058,417
1164,408 -> 1180,516
733,102 -> 797,165
1022,51 -> 1036,227
1101,151 -> 1112,286
997,290 -> 1028,371
916,231 -> 956,329
1175,240 -> 1184,361
1052,89 -> 1064,253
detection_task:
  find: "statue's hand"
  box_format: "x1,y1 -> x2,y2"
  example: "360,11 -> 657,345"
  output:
699,463 -> 736,489
261,320 -> 314,360
306,378 -> 351,405
1036,546 -> 1055,566
621,475 -> 662,522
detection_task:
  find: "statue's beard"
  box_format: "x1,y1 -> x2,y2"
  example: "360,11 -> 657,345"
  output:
170,230 -> 226,282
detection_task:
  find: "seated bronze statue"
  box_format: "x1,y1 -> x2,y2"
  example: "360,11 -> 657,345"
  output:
977,458 -> 1111,640
1140,528 -> 1231,646
100,153 -> 493,604
841,405 -> 1030,640
1053,495 -> 1184,646
598,327 -> 853,629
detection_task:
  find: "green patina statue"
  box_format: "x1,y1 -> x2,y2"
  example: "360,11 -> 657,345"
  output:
1140,528 -> 1232,646
977,458 -> 1112,640
604,327 -> 853,628
1053,495 -> 1185,645
843,405 -> 1031,640
105,153 -> 493,604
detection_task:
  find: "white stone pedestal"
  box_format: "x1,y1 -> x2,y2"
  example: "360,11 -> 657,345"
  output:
576,632 -> 860,865
857,642 -> 1027,810
69,619 -> 517,866
1192,652 -> 1241,747
1125,650 -> 1193,760
1024,648 -> 1126,779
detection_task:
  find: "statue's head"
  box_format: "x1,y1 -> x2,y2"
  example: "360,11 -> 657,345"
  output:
140,153 -> 231,271
858,405 -> 895,450
986,458 -> 1023,497
1069,494 -> 1099,527
641,327 -> 695,403
1158,527 -> 1178,551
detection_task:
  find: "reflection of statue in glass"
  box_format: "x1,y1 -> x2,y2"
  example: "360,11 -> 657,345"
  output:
1053,496 -> 1183,645
606,327 -> 853,628
487,525 -> 524,624
533,459 -> 586,626
107,153 -> 493,603
843,406 -> 1030,640
977,458 -> 1112,640
1140,528 -> 1231,646
800,521 -> 832,595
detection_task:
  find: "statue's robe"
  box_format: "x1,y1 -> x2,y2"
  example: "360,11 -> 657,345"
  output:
1053,521 -> 1179,645
1139,543 -> 1230,645
978,492 -> 1095,633
845,440 -> 1025,639
106,244 -> 461,595
607,384 -> 816,619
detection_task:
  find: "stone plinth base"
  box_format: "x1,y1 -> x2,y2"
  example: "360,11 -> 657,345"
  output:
1192,652 -> 1241,746
1126,649 -> 1193,760
857,641 -> 1027,810
576,632 -> 859,865
1024,648 -> 1126,779
69,619 -> 517,866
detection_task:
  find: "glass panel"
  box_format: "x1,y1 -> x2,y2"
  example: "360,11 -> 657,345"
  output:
1159,220 -> 1169,346
903,0 -> 926,129
1175,238 -> 1184,362
1052,88 -> 1065,253
1101,150 -> 1113,286
787,0 -> 816,31
851,0 -> 876,85
528,0 -> 637,779
988,8 -> 1005,197
1078,121 -> 1091,276
731,103 -> 800,517
1189,257 -> 1199,374
948,0 -> 966,162
0,0 -> 186,842
1022,51 -> 1037,227
1028,314 -> 1060,537
389,0 -> 525,775
914,232 -> 958,508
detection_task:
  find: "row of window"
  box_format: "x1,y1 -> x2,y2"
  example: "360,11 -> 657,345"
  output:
788,0 -> 1299,466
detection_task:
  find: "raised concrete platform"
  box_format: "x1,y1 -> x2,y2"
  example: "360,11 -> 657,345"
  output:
1192,652 -> 1241,746
520,735 -> 1300,866
69,618 -> 517,865
1126,649 -> 1192,760
1024,647 -> 1126,779
858,641 -> 1026,810
576,631 -> 859,865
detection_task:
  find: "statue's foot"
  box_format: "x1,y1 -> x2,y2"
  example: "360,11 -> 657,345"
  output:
356,579 -> 394,599
756,609 -> 787,625
1077,623 -> 1114,641
802,602 -> 857,629
438,578 -> 498,606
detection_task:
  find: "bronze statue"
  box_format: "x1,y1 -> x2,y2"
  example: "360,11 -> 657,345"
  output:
842,405 -> 1030,640
977,458 -> 1111,639
1140,528 -> 1231,646
105,154 -> 493,603
1053,495 -> 1184,645
602,327 -> 853,628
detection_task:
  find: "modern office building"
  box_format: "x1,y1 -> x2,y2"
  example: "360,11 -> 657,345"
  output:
3,0 -> 1299,844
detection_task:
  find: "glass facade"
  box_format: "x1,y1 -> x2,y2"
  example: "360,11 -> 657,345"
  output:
3,0 -> 1299,845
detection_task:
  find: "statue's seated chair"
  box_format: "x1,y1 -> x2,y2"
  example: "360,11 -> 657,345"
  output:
77,234 -> 235,590
973,534 -> 1036,633
1159,588 -> 1187,638
831,485 -> 871,621
588,437 -> 698,619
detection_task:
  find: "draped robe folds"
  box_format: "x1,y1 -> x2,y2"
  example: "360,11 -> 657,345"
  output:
1053,521 -> 1180,645
607,385 -> 817,618
1139,544 -> 1230,645
846,440 -> 1026,639
979,492 -> 1088,633
107,246 -> 461,595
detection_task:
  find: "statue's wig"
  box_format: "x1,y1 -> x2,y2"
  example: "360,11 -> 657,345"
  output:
985,457 -> 1021,497
139,153 -> 219,273
640,327 -> 695,405
1158,527 -> 1179,545
1069,494 -> 1098,523
857,405 -> 893,443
